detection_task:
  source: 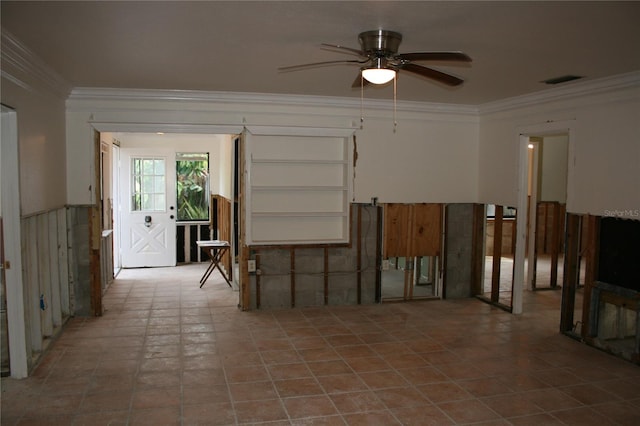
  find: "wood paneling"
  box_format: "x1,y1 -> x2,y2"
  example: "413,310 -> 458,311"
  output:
212,194 -> 232,279
384,203 -> 442,258
411,204 -> 442,257
383,203 -> 411,258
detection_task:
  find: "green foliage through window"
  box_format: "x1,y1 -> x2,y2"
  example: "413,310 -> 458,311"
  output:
176,153 -> 209,221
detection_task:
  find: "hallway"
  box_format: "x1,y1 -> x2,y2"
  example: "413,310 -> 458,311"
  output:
1,264 -> 639,425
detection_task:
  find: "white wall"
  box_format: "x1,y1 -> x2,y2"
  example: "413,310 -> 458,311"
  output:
2,69 -> 68,215
216,134 -> 233,199
353,108 -> 479,203
66,89 -> 480,207
479,73 -> 640,218
115,132 -> 232,200
67,73 -> 639,218
539,135 -> 568,203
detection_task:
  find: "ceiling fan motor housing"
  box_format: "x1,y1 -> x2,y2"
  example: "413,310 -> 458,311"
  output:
358,30 -> 402,57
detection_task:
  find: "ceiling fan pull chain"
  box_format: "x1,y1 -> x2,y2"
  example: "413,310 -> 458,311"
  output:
393,74 -> 397,132
360,74 -> 365,129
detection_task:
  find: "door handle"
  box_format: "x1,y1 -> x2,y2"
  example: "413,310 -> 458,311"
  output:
144,215 -> 152,227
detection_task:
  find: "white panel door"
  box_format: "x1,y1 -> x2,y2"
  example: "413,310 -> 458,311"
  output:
120,149 -> 176,267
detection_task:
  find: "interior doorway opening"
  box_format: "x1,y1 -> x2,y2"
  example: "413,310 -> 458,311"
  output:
479,204 -> 517,311
512,123 -> 575,315
381,203 -> 443,302
526,135 -> 571,292
381,255 -> 440,300
96,130 -> 241,303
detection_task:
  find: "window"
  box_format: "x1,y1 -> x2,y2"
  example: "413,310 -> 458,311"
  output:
131,157 -> 166,211
176,152 -> 210,221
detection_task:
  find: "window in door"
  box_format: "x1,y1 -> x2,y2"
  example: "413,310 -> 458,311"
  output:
131,157 -> 166,212
176,152 -> 210,222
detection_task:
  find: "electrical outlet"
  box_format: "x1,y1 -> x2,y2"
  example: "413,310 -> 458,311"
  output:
247,260 -> 256,272
382,259 -> 390,271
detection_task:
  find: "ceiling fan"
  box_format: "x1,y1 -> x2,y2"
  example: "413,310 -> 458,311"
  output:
279,30 -> 471,88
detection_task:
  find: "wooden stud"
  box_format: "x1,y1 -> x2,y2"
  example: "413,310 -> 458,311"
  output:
405,205 -> 414,300
239,134 -> 250,311
90,130 -> 103,317
356,205 -> 362,304
532,202 -> 540,290
89,207 -> 102,316
550,202 -> 560,288
510,211 -> 518,307
48,211 -> 62,329
37,214 -> 53,337
290,248 -> 296,308
255,248 -> 261,309
470,204 -> 485,296
26,217 -> 41,353
581,215 -> 600,340
375,205 -> 382,303
240,245 -> 250,310
491,205 -> 504,303
324,247 -> 329,305
442,206 -> 450,299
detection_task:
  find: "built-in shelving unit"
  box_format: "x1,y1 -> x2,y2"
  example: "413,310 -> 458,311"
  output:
245,128 -> 354,245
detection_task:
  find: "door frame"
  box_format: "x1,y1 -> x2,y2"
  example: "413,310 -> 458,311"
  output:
91,123 -> 244,291
515,121 -> 575,314
526,138 -> 541,291
1,105 -> 28,378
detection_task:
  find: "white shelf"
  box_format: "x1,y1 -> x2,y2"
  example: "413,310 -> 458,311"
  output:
251,158 -> 347,165
251,185 -> 347,191
246,130 -> 353,245
252,211 -> 347,217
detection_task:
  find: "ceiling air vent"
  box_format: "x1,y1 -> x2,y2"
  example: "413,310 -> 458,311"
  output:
542,75 -> 584,85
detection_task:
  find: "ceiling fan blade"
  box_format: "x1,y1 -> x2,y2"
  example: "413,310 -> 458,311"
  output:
320,43 -> 365,57
397,51 -> 471,63
278,59 -> 367,72
400,63 -> 464,86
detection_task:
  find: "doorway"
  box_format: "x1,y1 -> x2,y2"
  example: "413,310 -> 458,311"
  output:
526,135 -> 569,291
96,130 -> 241,299
1,105 -> 28,378
513,122 -> 574,314
381,203 -> 443,301
479,204 -> 517,311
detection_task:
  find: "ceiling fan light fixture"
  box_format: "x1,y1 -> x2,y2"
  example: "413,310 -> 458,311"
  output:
361,57 -> 396,85
361,67 -> 396,84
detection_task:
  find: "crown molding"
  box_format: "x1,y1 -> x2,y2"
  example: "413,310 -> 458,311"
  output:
479,71 -> 640,115
67,87 -> 479,117
1,29 -> 72,98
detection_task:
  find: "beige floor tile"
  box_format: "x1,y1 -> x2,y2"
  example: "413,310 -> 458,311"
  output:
3,264 -> 640,426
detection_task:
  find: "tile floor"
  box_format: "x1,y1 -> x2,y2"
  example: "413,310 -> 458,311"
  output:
2,263 -> 639,425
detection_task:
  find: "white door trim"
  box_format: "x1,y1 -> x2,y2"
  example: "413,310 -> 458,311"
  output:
515,121 -> 575,314
1,106 -> 28,378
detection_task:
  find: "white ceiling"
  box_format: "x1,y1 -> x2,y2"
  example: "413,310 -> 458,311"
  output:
2,1 -> 639,104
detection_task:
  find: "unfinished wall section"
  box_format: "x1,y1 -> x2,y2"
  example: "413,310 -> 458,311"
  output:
444,204 -> 477,299
248,204 -> 379,310
18,208 -> 72,371
67,206 -> 92,316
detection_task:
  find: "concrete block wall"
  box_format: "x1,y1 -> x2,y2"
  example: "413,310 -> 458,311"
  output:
295,248 -> 325,307
67,207 -> 91,316
255,249 -> 291,309
444,204 -> 475,299
249,204 -> 380,309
